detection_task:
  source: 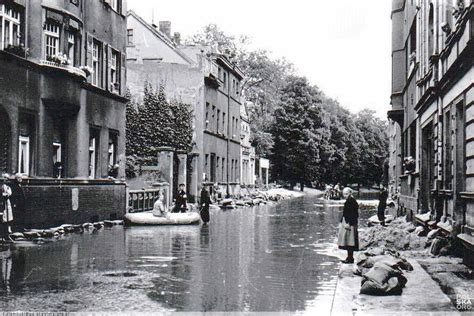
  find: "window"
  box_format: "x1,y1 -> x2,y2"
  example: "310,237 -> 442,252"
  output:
222,112 -> 226,134
217,109 -> 220,133
222,158 -> 225,182
444,110 -> 453,189
205,154 -> 209,181
0,4 -> 21,50
52,142 -> 62,178
428,3 -> 434,56
127,29 -> 133,46
92,40 -> 101,86
111,0 -> 120,12
223,72 -> 227,88
89,130 -> 99,179
205,103 -> 209,129
212,105 -> 216,128
68,32 -> 75,65
236,82 -> 240,95
108,132 -> 118,167
44,22 -> 60,58
18,136 -> 29,176
216,157 -> 220,181
110,50 -> 120,92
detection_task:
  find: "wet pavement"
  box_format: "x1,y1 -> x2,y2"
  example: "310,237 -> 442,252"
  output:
0,195 -> 374,312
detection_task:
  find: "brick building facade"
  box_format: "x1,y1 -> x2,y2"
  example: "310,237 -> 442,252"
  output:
0,0 -> 128,228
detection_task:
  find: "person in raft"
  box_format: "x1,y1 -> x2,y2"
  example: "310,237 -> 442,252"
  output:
173,184 -> 188,213
152,193 -> 166,217
377,184 -> 389,226
199,186 -> 211,224
337,187 -> 359,264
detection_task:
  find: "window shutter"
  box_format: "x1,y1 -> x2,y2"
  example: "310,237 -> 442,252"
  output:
108,46 -> 113,91
103,44 -> 109,90
120,52 -> 126,95
86,33 -> 93,76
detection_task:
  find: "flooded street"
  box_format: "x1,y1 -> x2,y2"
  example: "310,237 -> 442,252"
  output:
0,195 -> 373,312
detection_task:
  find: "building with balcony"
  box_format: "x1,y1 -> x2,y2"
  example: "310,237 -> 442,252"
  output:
0,0 -> 128,228
389,0 -> 473,263
126,11 -> 244,200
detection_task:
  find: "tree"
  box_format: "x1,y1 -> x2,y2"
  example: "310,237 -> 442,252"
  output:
354,109 -> 389,186
125,83 -> 194,178
271,76 -> 332,189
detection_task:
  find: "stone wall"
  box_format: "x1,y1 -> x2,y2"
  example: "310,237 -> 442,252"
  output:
13,179 -> 127,229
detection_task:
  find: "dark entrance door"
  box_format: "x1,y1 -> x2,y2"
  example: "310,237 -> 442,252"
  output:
0,107 -> 10,174
454,101 -> 465,225
421,122 -> 434,212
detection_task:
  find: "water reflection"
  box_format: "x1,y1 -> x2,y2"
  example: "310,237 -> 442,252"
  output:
0,195 -> 375,312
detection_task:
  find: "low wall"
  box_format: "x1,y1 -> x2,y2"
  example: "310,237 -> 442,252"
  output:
12,178 -> 127,229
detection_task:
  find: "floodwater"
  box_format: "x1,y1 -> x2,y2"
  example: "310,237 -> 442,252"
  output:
0,195 -> 374,313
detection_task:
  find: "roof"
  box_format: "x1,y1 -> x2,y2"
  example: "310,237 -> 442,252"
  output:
127,10 -> 194,65
214,54 -> 244,80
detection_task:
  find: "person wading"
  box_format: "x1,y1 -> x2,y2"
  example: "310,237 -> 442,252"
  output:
199,186 -> 211,224
377,184 -> 388,226
337,187 -> 359,264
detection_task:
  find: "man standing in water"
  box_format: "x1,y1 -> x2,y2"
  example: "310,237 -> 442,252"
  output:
173,184 -> 188,213
377,185 -> 388,226
199,186 -> 211,224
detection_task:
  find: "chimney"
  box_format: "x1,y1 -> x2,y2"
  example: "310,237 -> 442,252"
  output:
173,32 -> 181,45
159,21 -> 171,38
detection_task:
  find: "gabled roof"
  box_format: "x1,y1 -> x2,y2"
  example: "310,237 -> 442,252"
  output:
127,10 -> 194,65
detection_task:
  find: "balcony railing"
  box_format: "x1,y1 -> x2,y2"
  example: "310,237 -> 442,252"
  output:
39,60 -> 87,79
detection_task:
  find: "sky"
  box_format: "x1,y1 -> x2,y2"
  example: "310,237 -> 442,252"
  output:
128,0 -> 392,119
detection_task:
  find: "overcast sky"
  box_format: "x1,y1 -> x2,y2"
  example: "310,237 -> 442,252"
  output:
128,1 -> 392,119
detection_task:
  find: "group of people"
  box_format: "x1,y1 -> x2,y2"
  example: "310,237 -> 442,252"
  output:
324,183 -> 342,200
337,184 -> 391,264
152,183 -> 211,224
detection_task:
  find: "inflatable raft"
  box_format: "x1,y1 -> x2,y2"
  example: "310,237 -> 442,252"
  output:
124,211 -> 201,226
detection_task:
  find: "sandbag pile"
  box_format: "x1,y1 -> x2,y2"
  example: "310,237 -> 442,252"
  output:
9,220 -> 124,243
355,247 -> 413,296
360,216 -> 428,251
